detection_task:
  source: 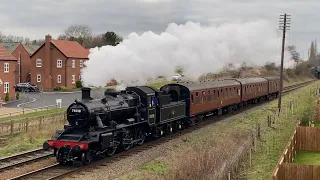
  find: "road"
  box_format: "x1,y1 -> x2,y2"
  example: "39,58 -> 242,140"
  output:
3,88 -> 107,108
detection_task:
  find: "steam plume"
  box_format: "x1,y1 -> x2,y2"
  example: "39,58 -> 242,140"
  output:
81,20 -> 293,87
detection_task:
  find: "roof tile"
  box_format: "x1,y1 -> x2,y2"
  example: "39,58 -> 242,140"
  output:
0,43 -> 19,53
22,44 -> 40,55
0,45 -> 17,61
51,40 -> 89,59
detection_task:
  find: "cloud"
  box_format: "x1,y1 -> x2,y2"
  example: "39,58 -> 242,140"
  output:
0,0 -> 319,57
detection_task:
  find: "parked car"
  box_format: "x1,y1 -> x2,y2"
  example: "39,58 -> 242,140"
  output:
15,82 -> 40,92
171,74 -> 182,81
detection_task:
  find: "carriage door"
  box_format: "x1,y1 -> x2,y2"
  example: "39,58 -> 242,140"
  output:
148,95 -> 156,125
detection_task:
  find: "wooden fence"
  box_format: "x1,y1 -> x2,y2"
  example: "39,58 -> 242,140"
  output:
297,125 -> 320,151
278,163 -> 320,180
0,111 -> 66,136
316,99 -> 320,122
271,122 -> 320,180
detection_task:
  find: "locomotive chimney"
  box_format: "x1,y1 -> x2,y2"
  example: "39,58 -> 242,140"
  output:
81,87 -> 93,100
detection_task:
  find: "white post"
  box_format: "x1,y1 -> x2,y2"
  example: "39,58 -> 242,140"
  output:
56,99 -> 62,108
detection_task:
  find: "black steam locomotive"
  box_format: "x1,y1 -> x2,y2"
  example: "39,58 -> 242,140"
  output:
43,86 -> 186,165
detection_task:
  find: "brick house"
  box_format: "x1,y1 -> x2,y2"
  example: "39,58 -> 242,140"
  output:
30,35 -> 89,89
0,43 -> 39,83
0,45 -> 17,100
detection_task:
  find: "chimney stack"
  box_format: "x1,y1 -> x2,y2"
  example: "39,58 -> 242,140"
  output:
44,34 -> 52,88
81,87 -> 93,100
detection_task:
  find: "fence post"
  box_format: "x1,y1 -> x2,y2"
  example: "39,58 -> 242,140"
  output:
39,116 -> 42,130
26,118 -> 29,132
286,104 -> 288,119
10,120 -> 13,135
273,111 -> 276,124
249,148 -> 252,167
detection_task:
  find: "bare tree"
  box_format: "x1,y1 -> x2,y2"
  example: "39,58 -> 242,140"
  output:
287,45 -> 301,64
58,24 -> 93,47
64,24 -> 92,39
308,40 -> 317,66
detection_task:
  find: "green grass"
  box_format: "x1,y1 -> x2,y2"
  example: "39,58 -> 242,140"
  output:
0,123 -> 64,157
140,160 -> 169,175
314,122 -> 320,128
0,108 -> 66,122
239,81 -> 319,179
147,81 -> 174,89
283,77 -> 314,87
295,151 -> 320,165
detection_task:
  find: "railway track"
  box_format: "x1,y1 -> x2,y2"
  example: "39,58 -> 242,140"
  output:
7,79 -> 317,180
0,148 -> 52,172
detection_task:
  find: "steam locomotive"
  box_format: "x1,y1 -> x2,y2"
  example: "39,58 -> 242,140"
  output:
43,86 -> 187,165
43,76 -> 280,165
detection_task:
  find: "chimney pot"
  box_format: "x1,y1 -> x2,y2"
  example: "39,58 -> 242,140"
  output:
81,87 -> 93,100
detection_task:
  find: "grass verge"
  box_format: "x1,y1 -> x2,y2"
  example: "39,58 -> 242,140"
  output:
117,80 -> 319,180
0,122 -> 65,157
294,151 -> 320,166
0,108 -> 66,122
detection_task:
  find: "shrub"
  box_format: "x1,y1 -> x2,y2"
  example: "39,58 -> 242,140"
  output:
54,86 -> 68,91
59,86 -> 68,91
76,80 -> 83,88
5,92 -> 9,102
16,92 -> 19,100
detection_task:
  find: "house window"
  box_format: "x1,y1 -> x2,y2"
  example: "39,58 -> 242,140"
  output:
37,74 -> 41,82
72,75 -> 75,84
72,60 -> 75,68
57,60 -> 62,68
4,63 -> 9,73
57,75 -> 61,83
4,82 -> 9,93
36,59 -> 42,67
80,60 -> 83,67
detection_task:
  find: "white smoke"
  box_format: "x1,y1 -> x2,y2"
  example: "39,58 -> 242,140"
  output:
81,20 -> 294,87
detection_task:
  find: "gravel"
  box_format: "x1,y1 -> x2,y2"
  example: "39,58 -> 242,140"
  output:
0,158 -> 56,180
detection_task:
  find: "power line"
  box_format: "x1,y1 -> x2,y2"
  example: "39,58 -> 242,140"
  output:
278,13 -> 291,114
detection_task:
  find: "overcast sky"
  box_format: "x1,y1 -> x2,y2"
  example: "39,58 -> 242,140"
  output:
1,0 -> 319,58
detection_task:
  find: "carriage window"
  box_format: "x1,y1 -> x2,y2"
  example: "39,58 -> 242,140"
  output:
195,92 -> 200,104
207,90 -> 211,101
218,90 -> 220,99
202,91 -> 206,103
213,90 -> 216,100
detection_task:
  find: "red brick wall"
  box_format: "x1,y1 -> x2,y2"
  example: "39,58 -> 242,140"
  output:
30,45 -> 46,88
12,44 -> 32,83
50,48 -> 67,89
0,61 -> 17,100
65,58 -> 87,88
30,38 -> 88,89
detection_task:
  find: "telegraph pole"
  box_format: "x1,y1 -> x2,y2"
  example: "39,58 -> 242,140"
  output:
278,13 -> 291,114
